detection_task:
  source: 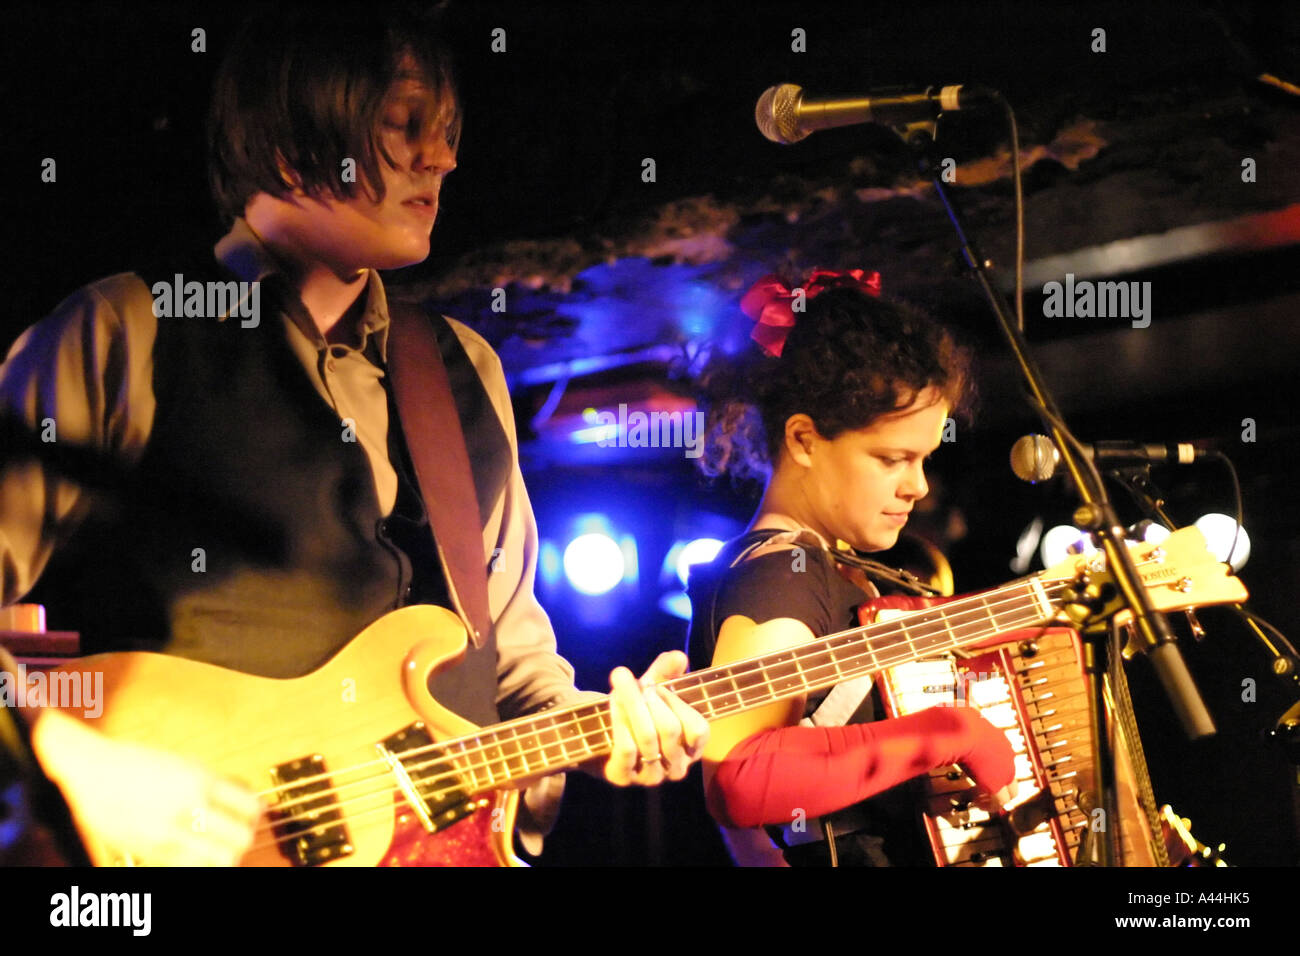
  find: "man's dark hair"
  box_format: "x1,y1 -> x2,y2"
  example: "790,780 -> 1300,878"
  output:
207,5 -> 461,224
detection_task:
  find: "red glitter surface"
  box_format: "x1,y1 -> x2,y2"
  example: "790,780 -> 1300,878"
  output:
378,797 -> 504,867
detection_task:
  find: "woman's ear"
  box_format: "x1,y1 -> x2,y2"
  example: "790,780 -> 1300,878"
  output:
782,414 -> 819,468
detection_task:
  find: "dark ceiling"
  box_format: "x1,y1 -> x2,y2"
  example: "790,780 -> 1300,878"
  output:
6,0 -> 1299,543
8,1 -> 1299,372
12,2 -> 1298,421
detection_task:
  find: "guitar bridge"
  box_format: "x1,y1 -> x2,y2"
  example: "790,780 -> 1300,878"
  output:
379,723 -> 483,833
269,755 -> 354,867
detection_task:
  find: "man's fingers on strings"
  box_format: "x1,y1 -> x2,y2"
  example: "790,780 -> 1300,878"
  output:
632,683 -> 681,783
657,686 -> 709,780
605,674 -> 639,786
610,664 -> 672,785
640,649 -> 689,685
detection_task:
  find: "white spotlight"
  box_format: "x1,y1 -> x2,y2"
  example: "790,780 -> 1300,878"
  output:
1193,513 -> 1250,571
563,533 -> 626,595
1040,524 -> 1096,569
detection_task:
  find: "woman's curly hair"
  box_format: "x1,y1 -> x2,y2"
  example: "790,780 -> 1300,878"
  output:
697,286 -> 973,482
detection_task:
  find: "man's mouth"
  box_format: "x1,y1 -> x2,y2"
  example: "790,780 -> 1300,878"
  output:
402,194 -> 438,220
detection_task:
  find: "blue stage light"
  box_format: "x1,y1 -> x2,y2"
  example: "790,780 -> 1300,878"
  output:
674,537 -> 724,586
563,532 -> 626,595
658,591 -> 693,621
538,539 -> 563,588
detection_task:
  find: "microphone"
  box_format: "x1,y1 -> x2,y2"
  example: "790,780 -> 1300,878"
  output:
755,83 -> 997,145
1010,434 -> 1208,483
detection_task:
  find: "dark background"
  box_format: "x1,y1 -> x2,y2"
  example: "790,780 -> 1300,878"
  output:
4,0 -> 1298,865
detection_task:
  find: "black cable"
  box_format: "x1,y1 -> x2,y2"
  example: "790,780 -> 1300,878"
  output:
1208,450 -> 1244,572
995,95 -> 1111,508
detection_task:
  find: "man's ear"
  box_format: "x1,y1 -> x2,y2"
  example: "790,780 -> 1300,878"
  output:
783,414 -> 819,468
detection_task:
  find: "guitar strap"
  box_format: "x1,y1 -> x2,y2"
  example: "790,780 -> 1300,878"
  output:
386,303 -> 495,648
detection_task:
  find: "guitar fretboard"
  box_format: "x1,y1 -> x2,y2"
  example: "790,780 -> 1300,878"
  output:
423,575 -> 1061,794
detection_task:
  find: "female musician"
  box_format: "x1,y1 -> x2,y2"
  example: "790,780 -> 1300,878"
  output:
686,270 -> 1017,866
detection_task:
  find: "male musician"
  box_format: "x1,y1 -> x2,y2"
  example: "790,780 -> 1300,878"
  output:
0,6 -> 706,863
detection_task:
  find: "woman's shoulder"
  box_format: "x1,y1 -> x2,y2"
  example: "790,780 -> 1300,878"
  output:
711,533 -> 845,626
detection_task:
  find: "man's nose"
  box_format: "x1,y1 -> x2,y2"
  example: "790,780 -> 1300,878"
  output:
415,127 -> 457,176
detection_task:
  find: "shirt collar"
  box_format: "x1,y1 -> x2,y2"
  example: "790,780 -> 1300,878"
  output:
213,217 -> 390,363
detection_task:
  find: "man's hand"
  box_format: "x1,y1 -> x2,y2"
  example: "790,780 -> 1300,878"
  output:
31,708 -> 262,866
603,650 -> 709,786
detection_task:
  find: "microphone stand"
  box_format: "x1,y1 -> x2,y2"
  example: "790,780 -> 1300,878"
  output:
902,109 -> 1216,865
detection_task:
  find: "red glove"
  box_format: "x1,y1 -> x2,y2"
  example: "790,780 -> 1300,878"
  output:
706,705 -> 1015,829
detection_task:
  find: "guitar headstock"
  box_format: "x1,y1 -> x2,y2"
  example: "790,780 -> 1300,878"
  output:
1039,526 -> 1249,623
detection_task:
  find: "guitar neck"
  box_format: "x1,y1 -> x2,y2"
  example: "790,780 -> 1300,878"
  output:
445,574 -> 1060,794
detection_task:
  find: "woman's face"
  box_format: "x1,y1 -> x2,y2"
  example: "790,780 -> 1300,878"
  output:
796,387 -> 949,552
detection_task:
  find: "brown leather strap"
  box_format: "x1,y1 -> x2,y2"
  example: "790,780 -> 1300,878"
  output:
385,303 -> 493,647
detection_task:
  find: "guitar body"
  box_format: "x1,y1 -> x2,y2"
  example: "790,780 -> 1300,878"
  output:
37,605 -> 521,867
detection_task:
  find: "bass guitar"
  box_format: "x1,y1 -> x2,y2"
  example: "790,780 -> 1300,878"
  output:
39,526 -> 1246,865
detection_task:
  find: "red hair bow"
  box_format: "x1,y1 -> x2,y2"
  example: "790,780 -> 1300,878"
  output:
739,268 -> 882,357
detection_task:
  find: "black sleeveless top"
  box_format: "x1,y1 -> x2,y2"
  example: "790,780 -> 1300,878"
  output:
685,529 -> 932,866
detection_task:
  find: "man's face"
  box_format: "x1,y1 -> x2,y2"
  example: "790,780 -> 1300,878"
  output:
801,387 -> 948,552
282,68 -> 458,276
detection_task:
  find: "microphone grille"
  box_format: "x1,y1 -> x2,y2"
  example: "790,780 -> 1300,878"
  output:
1010,434 -> 1060,483
756,84 -> 807,144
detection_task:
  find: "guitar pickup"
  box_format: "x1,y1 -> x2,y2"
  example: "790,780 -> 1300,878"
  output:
269,755 -> 354,867
379,723 -> 482,833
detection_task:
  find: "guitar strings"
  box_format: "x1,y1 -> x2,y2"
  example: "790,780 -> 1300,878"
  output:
243,584 -> 1070,855
252,582 -> 1061,827
246,587 -> 1070,858
255,581 -> 1055,814
395,586 -> 1059,784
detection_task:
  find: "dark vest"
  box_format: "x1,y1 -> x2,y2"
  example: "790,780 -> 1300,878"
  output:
26,265 -> 510,726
